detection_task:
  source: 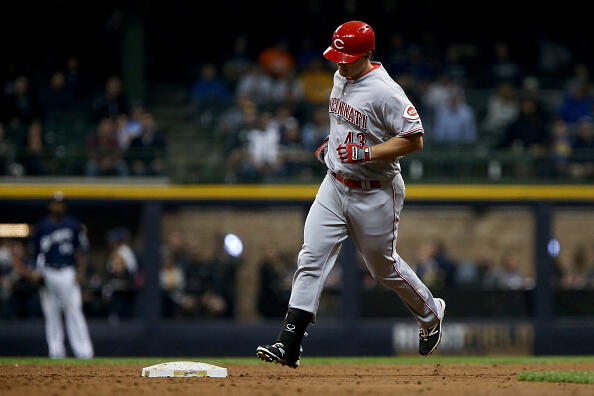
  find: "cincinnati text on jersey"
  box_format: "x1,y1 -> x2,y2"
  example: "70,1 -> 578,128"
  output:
328,97 -> 368,131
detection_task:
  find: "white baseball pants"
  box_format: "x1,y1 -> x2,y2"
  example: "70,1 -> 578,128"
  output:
40,266 -> 94,359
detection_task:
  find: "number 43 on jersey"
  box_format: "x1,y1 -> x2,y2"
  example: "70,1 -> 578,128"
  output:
344,131 -> 366,145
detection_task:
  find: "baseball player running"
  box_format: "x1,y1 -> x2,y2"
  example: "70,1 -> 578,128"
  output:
30,192 -> 94,359
257,21 -> 445,367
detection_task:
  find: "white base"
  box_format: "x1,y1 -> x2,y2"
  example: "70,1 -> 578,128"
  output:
141,361 -> 228,378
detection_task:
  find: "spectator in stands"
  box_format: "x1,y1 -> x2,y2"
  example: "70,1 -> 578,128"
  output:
0,241 -> 14,316
432,240 -> 457,287
85,117 -> 128,176
561,245 -> 594,289
568,116 -> 594,179
222,36 -> 252,87
520,76 -> 549,119
184,239 -> 227,317
106,228 -> 137,275
190,63 -> 230,108
224,104 -> 259,182
558,81 -> 592,125
160,251 -> 186,317
273,107 -> 297,137
236,65 -> 273,104
40,71 -> 76,116
489,43 -> 520,84
299,58 -> 333,105
567,62 -> 590,89
115,104 -> 144,150
258,246 -> 291,317
270,72 -> 304,105
217,95 -> 254,141
572,116 -> 594,149
500,98 -> 549,152
482,82 -> 519,135
0,123 -> 16,175
0,240 -> 39,318
183,239 -> 208,292
258,42 -> 294,78
414,242 -> 444,289
423,74 -> 459,111
3,76 -> 41,126
280,117 -> 309,176
433,89 -> 477,143
64,56 -> 89,100
454,248 -> 494,286
92,76 -> 129,121
20,121 -> 49,175
239,112 -> 282,181
520,76 -> 542,101
103,228 -> 137,321
302,107 -> 330,150
484,251 -> 525,290
207,232 -> 239,317
550,119 -> 572,176
128,111 -> 166,176
166,230 -> 187,265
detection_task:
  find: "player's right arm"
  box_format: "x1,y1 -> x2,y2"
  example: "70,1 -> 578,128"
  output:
373,95 -> 425,160
368,133 -> 423,160
337,95 -> 425,163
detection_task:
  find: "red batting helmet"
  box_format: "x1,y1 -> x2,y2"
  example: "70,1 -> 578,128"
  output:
323,21 -> 375,63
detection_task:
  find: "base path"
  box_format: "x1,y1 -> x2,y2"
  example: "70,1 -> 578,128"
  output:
1,362 -> 593,396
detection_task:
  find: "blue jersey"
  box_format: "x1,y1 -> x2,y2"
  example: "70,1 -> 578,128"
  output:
31,215 -> 89,269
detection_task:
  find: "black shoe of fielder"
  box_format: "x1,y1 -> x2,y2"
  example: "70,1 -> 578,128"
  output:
256,342 -> 301,368
419,298 -> 446,356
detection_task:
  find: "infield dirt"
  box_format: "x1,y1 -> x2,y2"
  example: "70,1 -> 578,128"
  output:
1,362 -> 593,395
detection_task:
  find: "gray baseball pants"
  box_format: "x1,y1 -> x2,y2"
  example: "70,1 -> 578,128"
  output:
288,172 -> 441,328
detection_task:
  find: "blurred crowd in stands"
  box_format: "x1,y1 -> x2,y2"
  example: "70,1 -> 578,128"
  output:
158,231 -> 237,318
192,35 -> 594,182
1,230 -> 593,319
0,58 -> 166,177
0,227 -> 143,321
2,34 -> 594,181
0,228 -> 239,320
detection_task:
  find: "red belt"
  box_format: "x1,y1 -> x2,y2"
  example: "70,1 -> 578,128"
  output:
333,172 -> 381,189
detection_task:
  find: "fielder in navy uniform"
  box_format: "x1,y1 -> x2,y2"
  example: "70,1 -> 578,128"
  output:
30,192 -> 94,358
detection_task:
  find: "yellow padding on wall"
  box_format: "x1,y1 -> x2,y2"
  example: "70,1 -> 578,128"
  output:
1,184 -> 594,201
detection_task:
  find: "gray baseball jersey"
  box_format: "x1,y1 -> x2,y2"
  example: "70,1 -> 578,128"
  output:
288,62 -> 441,329
326,62 -> 424,181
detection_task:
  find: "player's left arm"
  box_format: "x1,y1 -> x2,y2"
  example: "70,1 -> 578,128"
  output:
76,251 -> 88,284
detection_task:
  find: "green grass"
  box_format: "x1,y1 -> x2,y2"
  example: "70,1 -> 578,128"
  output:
517,370 -> 594,385
1,356 -> 594,366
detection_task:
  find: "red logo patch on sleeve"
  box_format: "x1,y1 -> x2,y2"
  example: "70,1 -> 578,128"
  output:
403,104 -> 420,121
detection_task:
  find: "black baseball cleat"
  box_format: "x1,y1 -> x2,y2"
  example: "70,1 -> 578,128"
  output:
419,298 -> 446,356
256,342 -> 301,368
